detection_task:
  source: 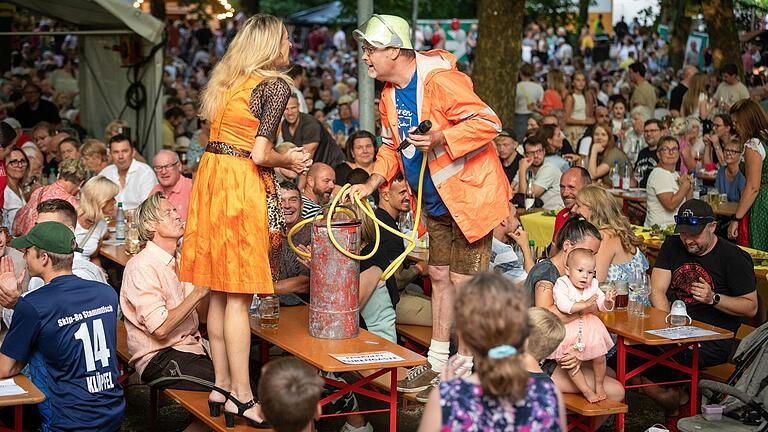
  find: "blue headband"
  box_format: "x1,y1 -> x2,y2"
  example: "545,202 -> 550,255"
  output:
488,345 -> 518,359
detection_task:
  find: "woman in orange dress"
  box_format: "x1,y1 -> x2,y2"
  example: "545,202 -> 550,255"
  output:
180,14 -> 311,427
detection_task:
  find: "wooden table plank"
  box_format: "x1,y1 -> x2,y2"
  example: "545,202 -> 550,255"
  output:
99,243 -> 131,267
0,375 -> 45,407
163,388 -> 271,431
250,306 -> 425,373
598,307 -> 733,346
395,324 -> 431,349
609,188 -> 647,203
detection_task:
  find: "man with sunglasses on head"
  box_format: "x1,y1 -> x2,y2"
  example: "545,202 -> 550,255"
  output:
639,199 -> 757,426
344,14 -> 510,402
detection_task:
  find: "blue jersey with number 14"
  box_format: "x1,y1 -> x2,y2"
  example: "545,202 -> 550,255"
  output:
1,274 -> 124,431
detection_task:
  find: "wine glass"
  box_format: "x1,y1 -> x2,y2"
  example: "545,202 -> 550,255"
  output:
634,168 -> 644,190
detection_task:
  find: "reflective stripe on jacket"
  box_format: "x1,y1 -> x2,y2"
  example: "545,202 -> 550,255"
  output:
372,50 -> 511,242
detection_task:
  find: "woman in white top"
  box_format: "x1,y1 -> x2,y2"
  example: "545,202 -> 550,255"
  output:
680,73 -> 711,119
727,99 -> 768,250
3,149 -> 28,230
75,176 -> 119,262
645,136 -> 693,227
565,72 -> 595,145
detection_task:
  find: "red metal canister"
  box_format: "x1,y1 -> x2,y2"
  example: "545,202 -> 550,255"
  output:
309,216 -> 360,339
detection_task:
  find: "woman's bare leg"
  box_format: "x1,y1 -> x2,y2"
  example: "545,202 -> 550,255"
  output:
222,292 -> 262,421
207,291 -> 230,403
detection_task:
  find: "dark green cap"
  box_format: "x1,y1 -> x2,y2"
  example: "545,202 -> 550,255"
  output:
11,221 -> 79,254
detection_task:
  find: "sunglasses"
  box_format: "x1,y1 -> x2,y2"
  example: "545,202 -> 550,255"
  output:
674,215 -> 714,225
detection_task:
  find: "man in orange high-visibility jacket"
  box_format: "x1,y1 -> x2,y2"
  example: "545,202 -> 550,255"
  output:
346,14 -> 512,402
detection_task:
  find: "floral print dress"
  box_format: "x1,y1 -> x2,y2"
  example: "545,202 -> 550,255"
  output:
440,373 -> 561,431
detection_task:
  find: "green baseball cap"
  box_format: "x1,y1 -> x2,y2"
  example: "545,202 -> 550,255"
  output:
353,14 -> 413,50
11,221 -> 79,254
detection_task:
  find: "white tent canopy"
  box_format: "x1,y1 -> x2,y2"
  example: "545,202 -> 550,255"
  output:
5,0 -> 164,157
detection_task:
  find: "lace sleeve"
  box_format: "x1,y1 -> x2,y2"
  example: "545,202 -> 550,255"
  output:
249,78 -> 291,142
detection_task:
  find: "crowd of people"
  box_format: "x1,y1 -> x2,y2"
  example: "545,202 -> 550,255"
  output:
0,8 -> 763,432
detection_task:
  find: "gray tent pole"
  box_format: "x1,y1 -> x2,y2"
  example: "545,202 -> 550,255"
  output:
357,0 -> 374,134
411,0 -> 418,41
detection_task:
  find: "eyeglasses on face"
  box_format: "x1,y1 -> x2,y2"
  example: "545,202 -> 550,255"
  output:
153,161 -> 180,172
7,159 -> 27,167
723,149 -> 741,155
524,148 -> 544,156
658,147 -> 679,154
643,128 -> 660,134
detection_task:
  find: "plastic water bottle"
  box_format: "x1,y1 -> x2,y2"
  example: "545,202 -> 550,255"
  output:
611,161 -> 620,189
115,202 -> 126,241
622,161 -> 631,190
529,239 -> 536,260
692,172 -> 701,200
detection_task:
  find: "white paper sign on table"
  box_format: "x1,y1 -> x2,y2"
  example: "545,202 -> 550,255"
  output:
331,351 -> 404,365
645,326 -> 719,340
0,378 -> 27,397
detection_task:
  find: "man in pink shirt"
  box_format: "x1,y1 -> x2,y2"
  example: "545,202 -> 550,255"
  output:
149,150 -> 192,222
120,192 -> 216,409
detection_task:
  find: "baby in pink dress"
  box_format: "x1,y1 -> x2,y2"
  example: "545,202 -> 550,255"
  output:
548,248 -> 616,403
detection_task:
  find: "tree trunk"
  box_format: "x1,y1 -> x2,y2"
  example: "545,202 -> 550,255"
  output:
474,0 -> 521,131
150,0 -> 165,21
578,0 -> 590,33
702,0 -> 742,76
663,0 -> 690,71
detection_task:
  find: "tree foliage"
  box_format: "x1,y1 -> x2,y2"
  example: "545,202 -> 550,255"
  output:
258,0 -> 329,19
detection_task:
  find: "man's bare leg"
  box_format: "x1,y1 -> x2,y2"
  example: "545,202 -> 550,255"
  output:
427,265 -> 453,373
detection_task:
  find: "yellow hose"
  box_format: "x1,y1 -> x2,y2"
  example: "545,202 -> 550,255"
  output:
287,152 -> 427,282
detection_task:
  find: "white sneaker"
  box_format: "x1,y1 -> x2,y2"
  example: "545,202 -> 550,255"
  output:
339,421 -> 374,432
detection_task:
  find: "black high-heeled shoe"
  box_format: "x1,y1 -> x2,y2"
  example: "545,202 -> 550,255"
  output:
207,386 -> 230,418
223,395 -> 270,429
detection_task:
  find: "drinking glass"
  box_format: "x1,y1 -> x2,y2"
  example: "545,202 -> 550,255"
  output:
614,281 -> 629,309
125,223 -> 141,255
707,190 -> 720,208
634,169 -> 644,188
632,272 -> 650,317
259,295 -> 280,329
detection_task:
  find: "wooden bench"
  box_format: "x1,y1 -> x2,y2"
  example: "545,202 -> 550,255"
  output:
116,320 -> 134,383
117,320 -> 161,430
699,324 -> 756,383
396,324 -> 431,355
163,388 -> 272,431
563,393 -> 628,432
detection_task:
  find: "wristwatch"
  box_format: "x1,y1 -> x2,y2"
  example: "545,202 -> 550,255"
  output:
712,293 -> 721,305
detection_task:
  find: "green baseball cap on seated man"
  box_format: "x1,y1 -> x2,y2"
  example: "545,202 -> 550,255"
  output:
353,14 -> 413,50
11,221 -> 81,254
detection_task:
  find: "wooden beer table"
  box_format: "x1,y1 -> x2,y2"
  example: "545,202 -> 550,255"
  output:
99,242 -> 131,267
598,307 -> 733,431
250,306 -> 425,431
0,375 -> 45,432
